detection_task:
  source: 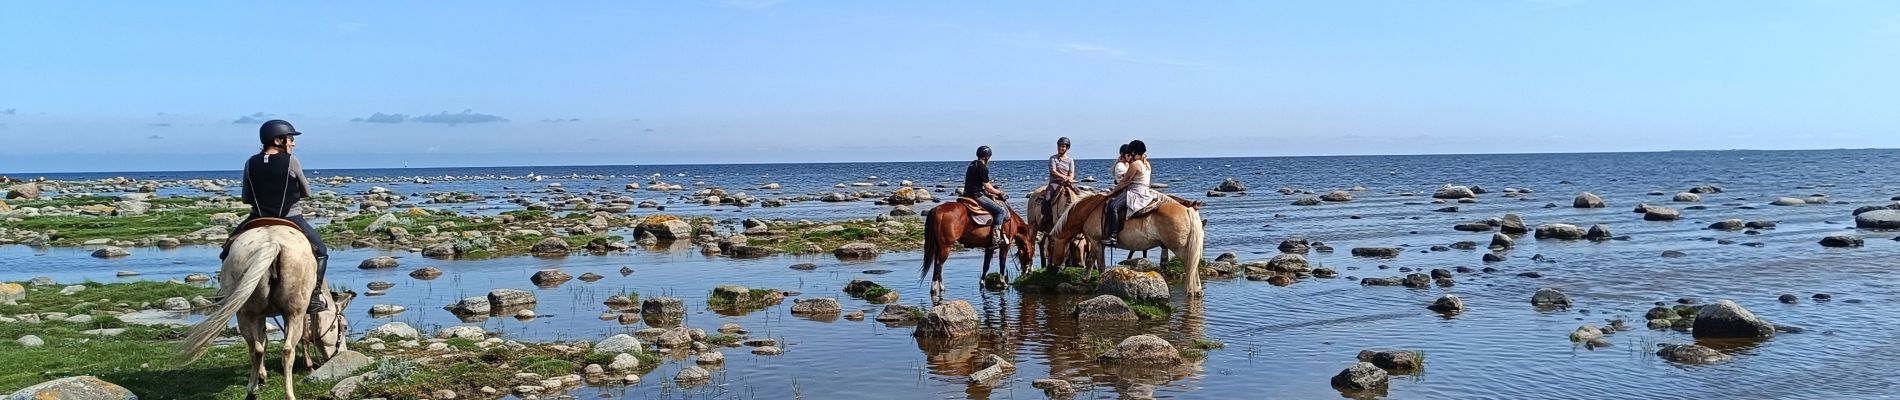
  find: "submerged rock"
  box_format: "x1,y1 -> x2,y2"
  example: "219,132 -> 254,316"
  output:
1657,344 -> 1731,364
1818,235 -> 1863,248
1574,192 -> 1605,208
1097,334 -> 1181,365
1428,294 -> 1464,313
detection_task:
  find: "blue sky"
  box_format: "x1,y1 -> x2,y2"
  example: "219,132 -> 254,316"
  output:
3,1 -> 1898,173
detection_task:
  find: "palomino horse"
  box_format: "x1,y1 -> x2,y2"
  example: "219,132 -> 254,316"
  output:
179,222 -> 350,400
1048,193 -> 1208,296
920,197 -> 1036,302
1026,185 -> 1088,269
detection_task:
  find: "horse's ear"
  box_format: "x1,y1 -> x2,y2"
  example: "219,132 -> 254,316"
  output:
333,290 -> 357,310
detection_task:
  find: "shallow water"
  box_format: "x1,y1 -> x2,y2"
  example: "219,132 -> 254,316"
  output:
6,150 -> 1900,399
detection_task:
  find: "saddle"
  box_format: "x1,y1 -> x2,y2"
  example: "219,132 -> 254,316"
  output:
954,197 -> 995,226
221,217 -> 302,253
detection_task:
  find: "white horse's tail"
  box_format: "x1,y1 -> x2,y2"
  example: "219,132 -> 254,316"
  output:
1181,208 -> 1207,296
177,232 -> 280,364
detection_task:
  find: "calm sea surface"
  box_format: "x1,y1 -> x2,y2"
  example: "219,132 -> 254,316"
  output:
5,149 -> 1899,399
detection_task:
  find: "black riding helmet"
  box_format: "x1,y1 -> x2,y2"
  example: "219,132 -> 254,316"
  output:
259,120 -> 302,146
1057,137 -> 1070,147
1118,144 -> 1130,156
1128,140 -> 1147,156
976,145 -> 992,159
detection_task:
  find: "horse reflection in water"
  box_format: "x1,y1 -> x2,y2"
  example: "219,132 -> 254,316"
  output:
910,292 -> 1207,399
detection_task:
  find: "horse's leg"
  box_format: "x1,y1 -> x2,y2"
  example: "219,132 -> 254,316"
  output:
281,311 -> 307,400
239,312 -> 267,400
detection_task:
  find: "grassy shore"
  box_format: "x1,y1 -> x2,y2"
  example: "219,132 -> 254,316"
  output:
0,281 -> 664,399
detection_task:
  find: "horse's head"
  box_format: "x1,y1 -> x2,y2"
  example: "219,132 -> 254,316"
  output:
312,288 -> 355,358
1013,221 -> 1036,270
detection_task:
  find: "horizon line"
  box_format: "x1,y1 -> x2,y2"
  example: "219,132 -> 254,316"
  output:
3,147 -> 1892,176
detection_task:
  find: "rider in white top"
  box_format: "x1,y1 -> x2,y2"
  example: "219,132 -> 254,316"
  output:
1105,140 -> 1154,247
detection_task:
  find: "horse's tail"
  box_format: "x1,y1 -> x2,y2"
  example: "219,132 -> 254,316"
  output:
177,232 -> 280,364
919,208 -> 937,281
1181,208 -> 1207,295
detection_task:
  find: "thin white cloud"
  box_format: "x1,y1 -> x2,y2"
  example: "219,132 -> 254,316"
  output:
337,22 -> 363,35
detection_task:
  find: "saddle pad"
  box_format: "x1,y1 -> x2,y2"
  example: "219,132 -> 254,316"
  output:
970,214 -> 993,226
955,197 -> 991,215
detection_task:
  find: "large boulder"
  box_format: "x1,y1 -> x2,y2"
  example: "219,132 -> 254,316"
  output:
0,283 -> 23,305
529,237 -> 569,254
1693,300 -> 1776,338
1574,192 -> 1605,208
358,256 -> 399,269
1490,233 -> 1515,250
1214,178 -> 1247,192
1584,224 -> 1614,240
1531,287 -> 1571,307
642,297 -> 686,316
1855,210 -> 1900,229
488,289 -> 537,308
1095,267 -> 1168,301
833,242 -> 879,259
1320,191 -> 1353,202
1709,219 -> 1745,231
421,243 -> 456,259
1330,362 -> 1388,391
90,247 -> 130,258
1819,235 -> 1864,248
594,334 -> 644,354
1672,192 -> 1700,202
309,350 -> 375,381
914,300 -> 978,338
637,219 -> 694,240
1427,294 -> 1464,313
1499,213 -> 1527,234
1277,238 -> 1310,254
3,376 -> 135,400
1096,334 -> 1181,364
1263,253 -> 1310,273
790,298 -> 842,314
446,296 -> 490,315
370,322 -> 420,339
1534,224 -> 1585,240
1433,185 -> 1476,199
1073,295 -> 1138,321
1643,207 -> 1680,221
529,269 -> 572,286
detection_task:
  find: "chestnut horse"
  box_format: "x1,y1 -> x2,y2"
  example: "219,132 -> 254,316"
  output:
920,198 -> 1036,301
1048,193 -> 1207,296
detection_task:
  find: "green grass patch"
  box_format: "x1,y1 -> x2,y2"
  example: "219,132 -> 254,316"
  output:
7,196 -> 118,208
0,208 -> 245,246
147,196 -> 211,208
1090,338 -> 1116,357
444,337 -> 479,352
1012,267 -> 1100,293
1128,300 -> 1173,321
521,358 -> 576,376
708,288 -> 780,310
706,334 -> 742,346
1179,348 -> 1207,361
0,281 -> 216,317
747,219 -> 925,254
0,283 -> 330,399
1191,338 -> 1225,350
862,286 -> 892,300
500,209 -> 548,221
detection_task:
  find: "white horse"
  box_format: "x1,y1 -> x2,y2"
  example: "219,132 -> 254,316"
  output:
178,223 -> 350,400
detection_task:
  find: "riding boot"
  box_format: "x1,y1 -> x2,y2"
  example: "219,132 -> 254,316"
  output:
1039,197 -> 1054,230
307,255 -> 329,314
1102,207 -> 1122,248
990,223 -> 1006,247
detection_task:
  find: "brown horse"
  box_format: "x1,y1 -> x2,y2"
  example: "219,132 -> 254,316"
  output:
1048,193 -> 1207,296
920,197 -> 1036,301
178,224 -> 350,400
